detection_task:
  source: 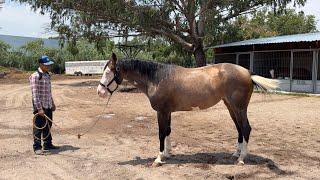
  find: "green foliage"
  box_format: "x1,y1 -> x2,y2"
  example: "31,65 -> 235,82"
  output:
0,41 -> 11,67
213,8 -> 317,44
267,9 -> 316,35
0,35 -> 199,73
0,66 -> 10,73
131,37 -> 195,67
0,1 -> 318,71
14,0 -> 308,66
0,39 -> 119,73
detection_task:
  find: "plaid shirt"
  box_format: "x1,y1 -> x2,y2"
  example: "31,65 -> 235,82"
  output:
29,68 -> 53,110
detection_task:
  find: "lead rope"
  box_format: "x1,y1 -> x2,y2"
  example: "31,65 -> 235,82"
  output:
32,95 -> 113,140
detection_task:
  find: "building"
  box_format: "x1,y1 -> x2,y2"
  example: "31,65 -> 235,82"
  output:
65,60 -> 108,75
213,32 -> 320,93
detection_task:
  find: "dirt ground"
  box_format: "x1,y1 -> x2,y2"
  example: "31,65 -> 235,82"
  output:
0,75 -> 320,180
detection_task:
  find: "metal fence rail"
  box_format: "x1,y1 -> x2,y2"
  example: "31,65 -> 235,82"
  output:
214,49 -> 320,93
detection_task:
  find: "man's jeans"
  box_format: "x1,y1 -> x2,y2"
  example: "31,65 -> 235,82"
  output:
33,108 -> 53,151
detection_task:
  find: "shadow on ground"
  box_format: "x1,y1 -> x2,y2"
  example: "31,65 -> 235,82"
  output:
119,152 -> 292,176
49,145 -> 80,154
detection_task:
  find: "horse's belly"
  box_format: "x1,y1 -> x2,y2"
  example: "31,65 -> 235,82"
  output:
174,94 -> 221,111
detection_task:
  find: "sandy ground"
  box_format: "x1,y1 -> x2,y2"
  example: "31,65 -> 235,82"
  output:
0,76 -> 320,180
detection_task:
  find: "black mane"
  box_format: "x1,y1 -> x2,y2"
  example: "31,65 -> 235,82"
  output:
118,59 -> 177,84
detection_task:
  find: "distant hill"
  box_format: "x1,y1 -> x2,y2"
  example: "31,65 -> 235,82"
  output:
0,34 -> 60,49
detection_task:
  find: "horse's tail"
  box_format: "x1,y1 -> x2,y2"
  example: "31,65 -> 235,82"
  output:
251,75 -> 279,92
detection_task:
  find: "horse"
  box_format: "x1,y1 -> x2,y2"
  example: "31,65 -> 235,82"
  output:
97,53 -> 278,166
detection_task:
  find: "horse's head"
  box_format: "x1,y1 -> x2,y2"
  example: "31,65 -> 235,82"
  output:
97,53 -> 123,98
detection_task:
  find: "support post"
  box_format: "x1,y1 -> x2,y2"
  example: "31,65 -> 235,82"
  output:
250,52 -> 254,72
313,50 -> 319,93
290,50 -> 294,92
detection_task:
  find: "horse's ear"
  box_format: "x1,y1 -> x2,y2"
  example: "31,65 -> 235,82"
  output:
111,53 -> 117,63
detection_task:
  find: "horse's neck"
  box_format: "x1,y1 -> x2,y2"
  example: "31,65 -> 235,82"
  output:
124,70 -> 153,95
119,60 -> 174,96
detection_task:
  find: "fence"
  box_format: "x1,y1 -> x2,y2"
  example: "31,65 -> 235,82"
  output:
214,49 -> 320,93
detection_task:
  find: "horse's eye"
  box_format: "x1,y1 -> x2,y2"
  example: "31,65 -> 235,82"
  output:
116,67 -> 120,71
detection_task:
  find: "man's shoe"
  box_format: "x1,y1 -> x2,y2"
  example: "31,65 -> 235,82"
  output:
43,144 -> 60,150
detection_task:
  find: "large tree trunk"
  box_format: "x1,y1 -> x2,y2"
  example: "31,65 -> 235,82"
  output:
193,45 -> 206,67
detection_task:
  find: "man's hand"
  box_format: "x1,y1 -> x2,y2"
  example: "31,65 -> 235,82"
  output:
38,109 -> 45,116
52,104 -> 56,111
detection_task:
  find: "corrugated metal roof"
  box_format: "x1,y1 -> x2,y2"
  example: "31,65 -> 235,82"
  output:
214,32 -> 320,48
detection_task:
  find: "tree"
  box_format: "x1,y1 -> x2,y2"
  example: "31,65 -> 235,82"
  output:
217,8 -> 317,44
15,0 -> 307,67
267,9 -> 316,35
0,41 -> 11,66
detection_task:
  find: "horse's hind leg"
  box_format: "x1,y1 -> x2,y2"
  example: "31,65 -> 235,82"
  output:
223,100 -> 243,158
224,95 -> 252,164
153,111 -> 171,166
234,108 -> 251,165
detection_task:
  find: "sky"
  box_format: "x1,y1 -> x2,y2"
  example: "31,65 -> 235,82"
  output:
0,0 -> 320,39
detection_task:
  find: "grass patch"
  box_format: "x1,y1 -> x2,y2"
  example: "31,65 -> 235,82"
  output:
0,66 -> 10,73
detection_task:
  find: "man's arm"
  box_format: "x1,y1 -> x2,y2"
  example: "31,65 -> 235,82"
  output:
30,75 -> 44,115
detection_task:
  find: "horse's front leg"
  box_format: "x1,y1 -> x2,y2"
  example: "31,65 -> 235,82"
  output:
153,111 -> 170,166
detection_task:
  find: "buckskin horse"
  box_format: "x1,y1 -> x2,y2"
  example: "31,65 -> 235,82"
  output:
97,53 -> 278,166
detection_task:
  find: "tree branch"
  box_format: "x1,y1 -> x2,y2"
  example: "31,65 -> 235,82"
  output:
150,27 -> 193,52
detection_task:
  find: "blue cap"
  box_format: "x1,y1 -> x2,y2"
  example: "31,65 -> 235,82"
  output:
39,55 -> 54,65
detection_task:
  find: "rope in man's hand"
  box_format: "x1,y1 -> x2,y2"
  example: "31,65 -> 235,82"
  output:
32,95 -> 113,140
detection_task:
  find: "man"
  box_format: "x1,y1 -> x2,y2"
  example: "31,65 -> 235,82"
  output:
29,55 -> 59,155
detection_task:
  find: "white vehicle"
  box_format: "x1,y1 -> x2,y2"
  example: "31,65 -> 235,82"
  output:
65,60 -> 108,75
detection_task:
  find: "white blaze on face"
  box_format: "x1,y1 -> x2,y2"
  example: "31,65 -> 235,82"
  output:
97,65 -> 118,98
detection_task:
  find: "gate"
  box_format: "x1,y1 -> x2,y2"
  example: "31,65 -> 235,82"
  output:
238,53 -> 250,70
291,51 -> 313,93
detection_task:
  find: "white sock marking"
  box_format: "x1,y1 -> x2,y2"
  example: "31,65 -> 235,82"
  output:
237,139 -> 248,164
154,151 -> 165,164
164,136 -> 171,157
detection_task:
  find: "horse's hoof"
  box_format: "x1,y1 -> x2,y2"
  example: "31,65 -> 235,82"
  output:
152,161 -> 164,167
237,160 -> 245,165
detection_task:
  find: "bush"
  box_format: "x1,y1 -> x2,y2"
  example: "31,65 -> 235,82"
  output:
0,37 -> 198,73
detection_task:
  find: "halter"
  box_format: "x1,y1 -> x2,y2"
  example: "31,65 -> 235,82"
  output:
99,64 -> 122,95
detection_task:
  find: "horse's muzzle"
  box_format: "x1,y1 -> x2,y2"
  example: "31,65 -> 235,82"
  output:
97,85 -> 108,98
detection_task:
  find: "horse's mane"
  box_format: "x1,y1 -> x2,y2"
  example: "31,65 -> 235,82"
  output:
119,59 -> 177,84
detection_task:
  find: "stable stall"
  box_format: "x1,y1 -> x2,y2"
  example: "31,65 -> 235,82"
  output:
212,32 -> 320,93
